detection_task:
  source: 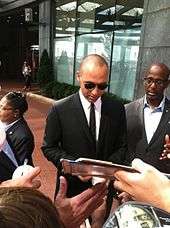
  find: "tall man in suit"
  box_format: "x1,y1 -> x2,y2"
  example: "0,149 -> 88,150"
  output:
125,63 -> 170,173
42,54 -> 127,226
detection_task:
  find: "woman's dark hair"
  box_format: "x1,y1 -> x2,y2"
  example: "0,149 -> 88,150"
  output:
0,187 -> 63,228
4,91 -> 28,116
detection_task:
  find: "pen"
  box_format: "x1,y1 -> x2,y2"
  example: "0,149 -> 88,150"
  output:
21,158 -> 28,176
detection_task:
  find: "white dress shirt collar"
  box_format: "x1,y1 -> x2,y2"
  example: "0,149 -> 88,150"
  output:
79,90 -> 101,109
144,95 -> 165,111
79,90 -> 101,140
143,95 -> 165,143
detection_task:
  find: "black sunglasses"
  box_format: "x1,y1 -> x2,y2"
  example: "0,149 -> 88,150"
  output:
84,82 -> 108,90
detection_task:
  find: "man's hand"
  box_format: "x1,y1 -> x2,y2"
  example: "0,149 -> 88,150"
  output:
117,191 -> 132,203
78,175 -> 92,182
0,167 -> 41,188
114,159 -> 170,213
160,134 -> 170,160
55,176 -> 107,228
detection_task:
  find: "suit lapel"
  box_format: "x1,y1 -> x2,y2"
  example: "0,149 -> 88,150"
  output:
72,93 -> 94,145
6,120 -> 22,164
140,98 -> 149,145
137,97 -> 145,127
149,98 -> 170,145
98,96 -> 108,146
6,118 -> 23,135
134,97 -> 148,146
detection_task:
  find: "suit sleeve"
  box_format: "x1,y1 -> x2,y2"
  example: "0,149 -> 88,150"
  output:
41,105 -> 76,168
15,136 -> 34,165
108,103 -> 129,165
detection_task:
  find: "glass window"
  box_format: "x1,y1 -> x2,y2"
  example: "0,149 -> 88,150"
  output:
54,0 -> 144,100
54,0 -> 76,84
54,37 -> 75,84
74,32 -> 113,85
110,29 -> 141,100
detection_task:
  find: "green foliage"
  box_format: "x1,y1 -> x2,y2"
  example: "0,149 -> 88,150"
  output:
36,49 -> 53,87
42,81 -> 79,100
42,81 -> 130,104
106,92 -> 130,104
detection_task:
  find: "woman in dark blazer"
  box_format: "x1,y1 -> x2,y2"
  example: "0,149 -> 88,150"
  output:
0,91 -> 34,181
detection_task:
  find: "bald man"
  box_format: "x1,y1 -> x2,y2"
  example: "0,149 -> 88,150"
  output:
125,63 -> 170,172
42,54 -> 127,226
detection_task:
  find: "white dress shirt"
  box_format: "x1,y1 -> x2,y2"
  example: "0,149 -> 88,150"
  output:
144,96 -> 165,143
79,90 -> 107,186
79,90 -> 101,141
0,120 -> 19,167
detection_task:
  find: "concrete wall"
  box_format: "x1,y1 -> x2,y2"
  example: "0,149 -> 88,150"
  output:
39,0 -> 53,59
135,0 -> 170,99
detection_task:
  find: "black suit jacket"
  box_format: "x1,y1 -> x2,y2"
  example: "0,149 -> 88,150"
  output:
125,97 -> 170,173
0,152 -> 17,181
42,92 -> 127,196
0,118 -> 34,182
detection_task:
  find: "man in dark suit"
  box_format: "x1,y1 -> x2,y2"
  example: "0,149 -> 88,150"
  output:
5,118 -> 34,166
0,118 -> 34,181
0,92 -> 34,182
42,54 -> 127,226
125,63 -> 170,173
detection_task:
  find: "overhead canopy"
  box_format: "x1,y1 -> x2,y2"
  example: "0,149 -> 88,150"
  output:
0,0 -> 38,13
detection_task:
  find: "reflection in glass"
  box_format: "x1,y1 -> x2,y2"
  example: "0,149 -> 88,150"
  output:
74,32 -> 113,85
54,38 -> 74,84
110,29 -> 141,100
54,0 -> 144,100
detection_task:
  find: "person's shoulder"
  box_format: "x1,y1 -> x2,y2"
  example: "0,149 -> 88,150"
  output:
7,118 -> 25,130
7,119 -> 33,137
50,93 -> 78,112
125,97 -> 143,109
55,93 -> 76,105
102,94 -> 124,107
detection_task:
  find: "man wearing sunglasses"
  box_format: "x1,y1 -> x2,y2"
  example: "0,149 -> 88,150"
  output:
42,54 -> 127,227
125,63 -> 170,173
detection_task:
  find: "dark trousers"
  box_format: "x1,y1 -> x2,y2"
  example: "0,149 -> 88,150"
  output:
25,75 -> 31,88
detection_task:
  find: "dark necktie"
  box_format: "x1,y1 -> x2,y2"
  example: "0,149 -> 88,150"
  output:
89,103 -> 96,141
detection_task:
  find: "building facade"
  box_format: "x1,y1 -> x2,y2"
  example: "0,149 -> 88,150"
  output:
1,0 -> 170,100
53,0 -> 144,101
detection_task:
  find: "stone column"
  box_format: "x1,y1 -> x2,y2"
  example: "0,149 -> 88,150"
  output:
135,0 -> 170,99
39,0 -> 54,59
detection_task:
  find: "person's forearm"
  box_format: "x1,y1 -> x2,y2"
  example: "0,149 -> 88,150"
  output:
91,199 -> 106,228
0,179 -> 16,187
158,184 -> 170,213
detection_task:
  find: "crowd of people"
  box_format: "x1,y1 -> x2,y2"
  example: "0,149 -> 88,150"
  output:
0,54 -> 170,227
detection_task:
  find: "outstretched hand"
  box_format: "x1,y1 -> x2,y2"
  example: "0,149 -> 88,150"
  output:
160,134 -> 170,160
55,176 -> 107,228
114,159 -> 170,212
0,167 -> 41,188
